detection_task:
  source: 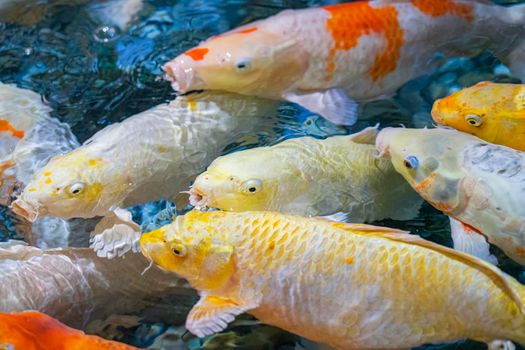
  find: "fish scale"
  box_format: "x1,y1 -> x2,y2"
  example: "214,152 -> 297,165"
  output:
141,210 -> 525,349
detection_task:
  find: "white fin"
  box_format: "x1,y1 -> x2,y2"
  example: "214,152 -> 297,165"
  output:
449,217 -> 498,265
284,89 -> 359,126
90,208 -> 141,259
488,340 -> 516,350
348,124 -> 379,145
321,212 -> 350,223
186,295 -> 257,338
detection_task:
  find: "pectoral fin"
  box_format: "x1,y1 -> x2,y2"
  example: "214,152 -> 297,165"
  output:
449,217 -> 498,265
90,208 -> 141,259
187,295 -> 256,338
284,89 -> 359,126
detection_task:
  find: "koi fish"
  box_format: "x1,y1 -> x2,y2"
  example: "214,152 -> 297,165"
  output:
376,127 -> 525,265
164,0 -> 525,126
11,92 -> 277,258
0,240 -> 193,328
0,311 -> 139,349
432,81 -> 525,151
190,126 -> 422,222
140,210 -> 525,350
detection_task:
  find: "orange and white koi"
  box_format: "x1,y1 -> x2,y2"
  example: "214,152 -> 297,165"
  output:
141,210 -> 525,350
376,127 -> 525,265
164,0 -> 525,125
0,311 -> 139,349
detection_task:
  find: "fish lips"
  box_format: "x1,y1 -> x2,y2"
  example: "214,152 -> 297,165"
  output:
163,59 -> 205,93
188,187 -> 209,208
10,198 -> 41,222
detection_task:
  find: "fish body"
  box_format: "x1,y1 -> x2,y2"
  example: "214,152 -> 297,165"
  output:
0,311 -> 139,349
0,241 -> 193,328
191,127 -> 421,222
140,210 -> 525,349
12,92 -> 277,222
165,0 -> 525,125
376,127 -> 525,265
432,82 -> 525,151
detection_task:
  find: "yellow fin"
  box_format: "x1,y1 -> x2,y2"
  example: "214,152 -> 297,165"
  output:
187,295 -> 257,338
332,222 -> 525,314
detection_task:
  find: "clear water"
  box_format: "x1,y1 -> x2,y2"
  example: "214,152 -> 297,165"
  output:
0,0 -> 524,349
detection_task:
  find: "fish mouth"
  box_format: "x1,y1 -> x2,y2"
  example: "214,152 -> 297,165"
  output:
189,186 -> 209,209
139,227 -> 167,261
375,128 -> 396,158
163,59 -> 205,93
10,198 -> 41,222
430,100 -> 446,125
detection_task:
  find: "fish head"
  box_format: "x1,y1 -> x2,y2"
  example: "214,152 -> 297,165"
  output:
140,210 -> 236,290
432,82 -> 504,140
376,127 -> 464,212
11,148 -> 127,221
164,27 -> 308,98
190,148 -> 295,211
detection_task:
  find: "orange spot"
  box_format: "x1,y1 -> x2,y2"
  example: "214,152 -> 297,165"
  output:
323,2 -> 404,81
184,48 -> 209,61
43,171 -> 52,177
28,188 -> 36,193
158,146 -> 168,153
414,172 -> 437,192
88,159 -> 99,167
411,0 -> 474,21
344,256 -> 354,264
45,178 -> 52,185
0,119 -> 25,139
237,27 -> 258,34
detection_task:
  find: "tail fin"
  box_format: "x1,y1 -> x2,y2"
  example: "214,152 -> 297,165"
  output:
496,4 -> 525,81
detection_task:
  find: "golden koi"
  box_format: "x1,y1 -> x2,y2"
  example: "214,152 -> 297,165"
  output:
141,210 -> 525,350
432,81 -> 525,151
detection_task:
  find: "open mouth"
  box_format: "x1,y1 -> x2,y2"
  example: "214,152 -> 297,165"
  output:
10,198 -> 40,222
189,187 -> 209,209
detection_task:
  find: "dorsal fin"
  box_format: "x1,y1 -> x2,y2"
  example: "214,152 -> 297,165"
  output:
331,221 -> 525,313
348,124 -> 379,145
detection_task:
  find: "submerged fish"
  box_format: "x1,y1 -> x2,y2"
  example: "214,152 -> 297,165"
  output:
12,92 -> 277,257
0,241 -> 193,328
141,210 -> 525,350
0,83 -> 90,248
376,127 -> 525,265
164,0 -> 525,125
0,311 -> 139,349
432,81 -> 525,151
190,126 -> 421,222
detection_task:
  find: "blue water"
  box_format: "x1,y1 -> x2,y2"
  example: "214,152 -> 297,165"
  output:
0,0 -> 524,349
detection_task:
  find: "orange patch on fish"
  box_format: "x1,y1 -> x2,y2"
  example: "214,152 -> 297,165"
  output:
184,48 -> 209,61
0,119 -> 25,139
515,246 -> 525,258
414,172 -> 437,192
411,0 -> 474,22
237,27 -> 258,34
344,256 -> 354,264
324,2 -> 404,81
44,178 -> 52,185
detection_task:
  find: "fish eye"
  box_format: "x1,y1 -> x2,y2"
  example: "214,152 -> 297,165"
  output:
67,182 -> 85,196
171,243 -> 187,257
465,114 -> 482,127
403,156 -> 419,169
242,179 -> 263,194
235,58 -> 252,71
